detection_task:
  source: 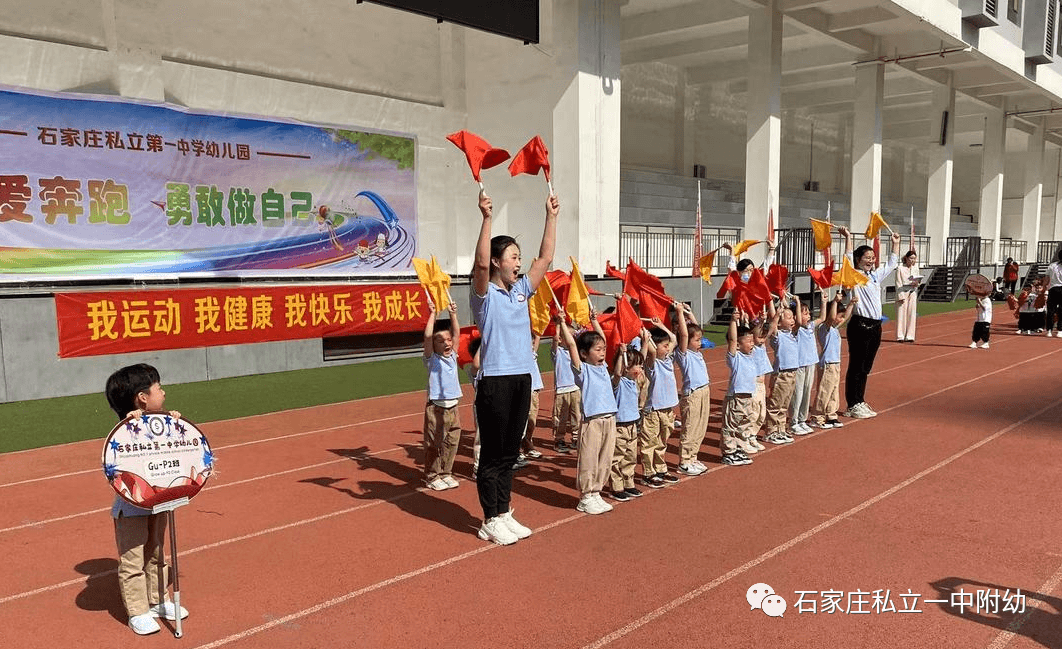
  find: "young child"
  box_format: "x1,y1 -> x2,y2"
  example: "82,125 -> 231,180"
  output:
674,302 -> 710,476
422,301 -> 463,491
640,316 -> 682,488
812,290 -> 857,429
971,287 -> 993,349
552,324 -> 582,454
721,311 -> 759,465
789,293 -> 826,436
1017,280 -> 1047,334
764,299 -> 800,445
750,303 -> 778,450
609,329 -> 651,502
104,363 -> 190,636
557,313 -> 618,515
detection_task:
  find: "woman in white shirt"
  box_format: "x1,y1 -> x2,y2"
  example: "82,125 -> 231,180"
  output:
839,226 -> 902,419
1045,247 -> 1062,336
895,250 -> 920,342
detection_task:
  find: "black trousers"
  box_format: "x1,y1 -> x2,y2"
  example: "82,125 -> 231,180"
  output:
1004,279 -> 1017,294
1017,312 -> 1045,331
972,321 -> 991,343
1047,287 -> 1062,331
845,315 -> 882,409
474,373 -> 531,520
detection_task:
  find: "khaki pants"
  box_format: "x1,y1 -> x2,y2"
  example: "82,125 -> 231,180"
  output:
424,403 -> 461,480
678,387 -> 711,466
640,408 -> 675,475
765,369 -> 798,434
552,389 -> 582,444
752,380 -> 767,436
522,389 -> 541,453
721,395 -> 755,453
610,421 -> 639,492
813,363 -> 841,424
114,513 -> 168,618
788,365 -> 815,426
577,415 -> 617,494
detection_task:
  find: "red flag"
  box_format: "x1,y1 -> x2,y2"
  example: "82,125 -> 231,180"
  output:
546,269 -> 571,307
605,261 -> 626,281
624,259 -> 674,319
457,325 -> 481,367
765,264 -> 788,298
716,271 -> 739,299
638,289 -> 672,322
747,268 -> 773,307
508,135 -> 552,181
808,264 -> 834,289
616,296 -> 641,344
446,130 -> 510,182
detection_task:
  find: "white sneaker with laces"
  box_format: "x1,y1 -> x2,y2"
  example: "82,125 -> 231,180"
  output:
969,342 -> 978,348
577,493 -> 607,515
478,516 -> 519,545
861,403 -> 878,417
980,342 -> 990,348
498,510 -> 532,539
592,492 -> 614,512
150,601 -> 189,621
129,613 -> 161,635
442,475 -> 459,489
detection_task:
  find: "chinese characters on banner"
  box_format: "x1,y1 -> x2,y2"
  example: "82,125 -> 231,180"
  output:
0,86 -> 416,279
55,284 -> 428,358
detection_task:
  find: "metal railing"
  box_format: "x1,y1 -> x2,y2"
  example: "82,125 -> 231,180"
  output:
619,224 -> 741,277
945,236 -> 982,267
1038,240 -> 1061,264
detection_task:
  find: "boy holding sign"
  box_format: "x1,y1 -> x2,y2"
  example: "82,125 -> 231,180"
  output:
104,363 -> 190,635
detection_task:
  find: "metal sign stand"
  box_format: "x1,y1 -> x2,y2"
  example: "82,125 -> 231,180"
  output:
153,497 -> 189,638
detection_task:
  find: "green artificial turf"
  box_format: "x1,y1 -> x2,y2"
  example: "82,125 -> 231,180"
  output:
0,299 -> 978,454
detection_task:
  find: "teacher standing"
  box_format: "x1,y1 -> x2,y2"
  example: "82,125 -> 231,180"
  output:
840,226 -> 902,419
470,190 -> 558,546
895,250 -> 920,342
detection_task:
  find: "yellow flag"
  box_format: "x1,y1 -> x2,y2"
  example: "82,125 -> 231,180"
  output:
810,219 -> 833,250
528,277 -> 555,336
731,239 -> 761,258
830,256 -> 869,288
412,255 -> 451,310
698,252 -> 715,283
864,212 -> 889,240
566,257 -> 591,327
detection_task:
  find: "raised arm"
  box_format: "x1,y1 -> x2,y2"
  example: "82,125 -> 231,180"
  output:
556,315 -> 581,372
675,301 -> 690,353
472,193 -> 493,297
448,302 -> 460,341
766,301 -> 780,339
727,310 -> 739,354
649,316 -> 677,348
589,304 -> 605,341
423,300 -> 438,358
525,194 -> 560,290
611,343 -> 626,384
813,288 -> 828,326
841,292 -> 858,325
838,225 -> 853,258
641,327 -> 657,370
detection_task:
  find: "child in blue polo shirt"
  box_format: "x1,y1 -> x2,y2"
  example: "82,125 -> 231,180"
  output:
556,313 -> 618,515
812,290 -> 857,428
609,328 -> 651,502
764,300 -> 799,445
422,301 -> 463,490
788,293 -> 826,436
722,311 -> 759,465
551,327 -> 582,454
675,303 -> 710,476
640,315 -> 681,489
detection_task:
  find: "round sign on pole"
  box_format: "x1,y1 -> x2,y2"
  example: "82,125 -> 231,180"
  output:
102,413 -> 214,509
963,273 -> 993,296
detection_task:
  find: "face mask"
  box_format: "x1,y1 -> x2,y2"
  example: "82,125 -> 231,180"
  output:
740,272 -> 751,282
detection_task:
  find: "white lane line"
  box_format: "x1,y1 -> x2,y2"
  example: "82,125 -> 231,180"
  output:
985,558 -> 1062,649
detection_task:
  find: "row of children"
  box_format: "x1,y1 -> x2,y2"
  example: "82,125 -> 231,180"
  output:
419,283 -> 863,517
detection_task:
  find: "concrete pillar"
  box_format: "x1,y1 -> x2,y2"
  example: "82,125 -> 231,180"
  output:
674,69 -> 694,176
1052,148 -> 1062,244
743,0 -> 782,260
849,61 -> 884,237
1018,118 -> 1045,262
553,0 -> 622,274
978,106 -> 1006,264
925,76 -> 955,265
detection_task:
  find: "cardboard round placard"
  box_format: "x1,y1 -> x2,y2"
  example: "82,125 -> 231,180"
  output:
102,412 -> 214,509
963,273 -> 993,296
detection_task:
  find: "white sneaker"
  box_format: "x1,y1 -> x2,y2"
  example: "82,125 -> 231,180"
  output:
845,403 -> 873,419
751,438 -> 766,451
592,492 -> 614,512
679,462 -> 707,475
738,440 -> 759,455
861,403 -> 878,417
577,493 -> 607,515
498,510 -> 532,539
691,460 -> 709,472
150,601 -> 189,621
129,613 -> 161,635
980,342 -> 990,349
1048,330 -> 1054,337
442,475 -> 460,489
478,516 -> 518,545
969,342 -> 978,348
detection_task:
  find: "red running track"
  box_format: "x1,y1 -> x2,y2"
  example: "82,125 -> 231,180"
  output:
1,307 -> 1061,649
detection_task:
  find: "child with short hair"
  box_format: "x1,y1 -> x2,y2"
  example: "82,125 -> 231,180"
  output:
674,302 -> 710,476
639,316 -> 682,488
722,311 -> 760,465
789,293 -> 826,436
812,290 -> 857,429
1017,279 -> 1047,334
557,313 -> 618,515
764,300 -> 800,445
609,328 -> 651,502
750,303 -> 778,450
552,326 -> 582,454
422,301 -> 463,490
971,287 -> 993,349
104,363 -> 189,636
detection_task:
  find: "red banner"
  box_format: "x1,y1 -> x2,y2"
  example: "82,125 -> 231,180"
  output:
55,283 -> 429,358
